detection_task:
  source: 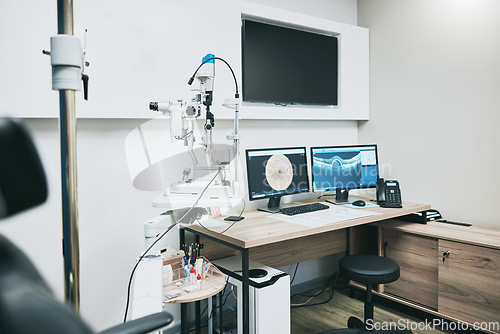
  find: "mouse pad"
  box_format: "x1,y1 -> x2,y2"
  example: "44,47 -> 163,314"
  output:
343,202 -> 379,209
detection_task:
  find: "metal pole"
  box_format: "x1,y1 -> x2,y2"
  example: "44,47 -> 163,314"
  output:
57,0 -> 80,312
233,103 -> 240,196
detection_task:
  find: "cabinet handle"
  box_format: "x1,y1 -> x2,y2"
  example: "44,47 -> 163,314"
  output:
442,250 -> 450,264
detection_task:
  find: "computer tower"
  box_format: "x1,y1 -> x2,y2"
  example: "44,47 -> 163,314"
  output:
212,256 -> 290,334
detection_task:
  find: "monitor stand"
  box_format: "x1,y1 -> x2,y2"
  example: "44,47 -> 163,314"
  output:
257,195 -> 283,213
325,188 -> 354,205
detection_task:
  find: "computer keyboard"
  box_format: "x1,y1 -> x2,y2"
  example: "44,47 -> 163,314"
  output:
280,202 -> 330,216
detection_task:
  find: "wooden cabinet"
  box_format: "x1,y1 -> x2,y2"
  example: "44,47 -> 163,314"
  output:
383,229 -> 438,309
368,221 -> 500,334
439,240 -> 500,326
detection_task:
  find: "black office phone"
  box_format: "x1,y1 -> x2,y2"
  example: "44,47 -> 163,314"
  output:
376,178 -> 402,208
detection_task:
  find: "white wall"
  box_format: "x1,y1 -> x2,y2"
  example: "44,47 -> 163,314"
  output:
240,1 -> 369,120
357,0 -> 500,227
0,0 -> 359,331
247,0 -> 357,24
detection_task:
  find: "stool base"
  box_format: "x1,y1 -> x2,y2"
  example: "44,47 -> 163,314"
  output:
320,316 -> 412,334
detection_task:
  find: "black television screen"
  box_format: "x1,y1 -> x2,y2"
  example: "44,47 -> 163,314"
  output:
242,19 -> 338,106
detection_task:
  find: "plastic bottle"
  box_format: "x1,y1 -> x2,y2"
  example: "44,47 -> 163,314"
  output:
195,258 -> 203,276
190,267 -> 196,285
196,274 -> 202,288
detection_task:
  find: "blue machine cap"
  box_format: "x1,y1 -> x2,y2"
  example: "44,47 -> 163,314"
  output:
202,54 -> 215,63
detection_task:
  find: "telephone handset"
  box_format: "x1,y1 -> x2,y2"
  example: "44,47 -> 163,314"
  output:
376,178 -> 402,208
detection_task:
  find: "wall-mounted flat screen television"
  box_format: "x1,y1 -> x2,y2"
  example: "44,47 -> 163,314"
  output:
241,19 -> 338,106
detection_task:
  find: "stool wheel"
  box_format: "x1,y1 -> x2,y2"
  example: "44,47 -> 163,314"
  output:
347,316 -> 364,329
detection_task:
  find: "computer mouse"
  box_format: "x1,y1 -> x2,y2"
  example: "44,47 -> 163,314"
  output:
352,200 -> 366,207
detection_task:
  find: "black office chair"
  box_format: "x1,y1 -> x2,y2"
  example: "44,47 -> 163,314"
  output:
321,254 -> 412,334
0,118 -> 173,334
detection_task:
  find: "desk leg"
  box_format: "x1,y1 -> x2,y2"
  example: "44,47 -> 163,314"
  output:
219,291 -> 223,333
179,229 -> 187,333
195,300 -> 201,334
179,227 -> 186,253
208,296 -> 213,334
181,303 -> 188,334
242,248 -> 249,334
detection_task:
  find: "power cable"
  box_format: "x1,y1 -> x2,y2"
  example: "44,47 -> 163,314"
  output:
123,169 -> 221,322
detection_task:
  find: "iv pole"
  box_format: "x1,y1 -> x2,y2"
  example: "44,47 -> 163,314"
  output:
57,0 -> 81,312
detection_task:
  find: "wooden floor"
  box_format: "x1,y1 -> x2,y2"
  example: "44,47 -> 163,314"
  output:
189,284 -> 456,333
291,286 -> 452,334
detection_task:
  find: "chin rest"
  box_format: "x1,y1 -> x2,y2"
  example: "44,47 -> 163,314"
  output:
0,118 -> 173,333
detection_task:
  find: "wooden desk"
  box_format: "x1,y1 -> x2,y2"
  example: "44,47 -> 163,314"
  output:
186,199 -> 429,249
180,198 -> 430,334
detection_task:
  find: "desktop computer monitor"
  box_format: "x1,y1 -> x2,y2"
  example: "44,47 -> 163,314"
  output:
310,144 -> 378,203
246,147 -> 310,213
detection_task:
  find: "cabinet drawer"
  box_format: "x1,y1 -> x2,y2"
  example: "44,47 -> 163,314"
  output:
383,229 -> 438,309
439,240 -> 500,328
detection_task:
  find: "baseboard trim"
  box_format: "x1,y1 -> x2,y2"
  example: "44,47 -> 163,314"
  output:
291,273 -> 335,296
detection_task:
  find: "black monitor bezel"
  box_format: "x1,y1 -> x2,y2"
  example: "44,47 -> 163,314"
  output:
309,144 -> 379,193
245,146 -> 310,202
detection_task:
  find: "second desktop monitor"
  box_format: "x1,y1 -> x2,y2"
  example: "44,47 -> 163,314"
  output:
245,145 -> 379,210
310,144 -> 379,203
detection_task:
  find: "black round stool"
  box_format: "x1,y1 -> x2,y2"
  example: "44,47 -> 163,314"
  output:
321,255 -> 411,334
341,255 -> 399,330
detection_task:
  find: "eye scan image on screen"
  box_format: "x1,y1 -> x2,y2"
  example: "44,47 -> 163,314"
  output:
310,145 -> 378,203
246,147 -> 310,213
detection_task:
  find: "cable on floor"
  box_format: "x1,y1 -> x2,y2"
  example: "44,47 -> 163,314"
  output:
291,271 -> 340,308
